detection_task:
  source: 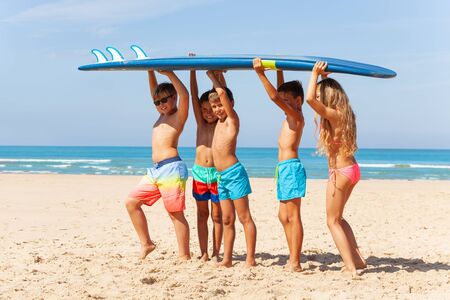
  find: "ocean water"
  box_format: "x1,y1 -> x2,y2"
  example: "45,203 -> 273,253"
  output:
0,146 -> 449,180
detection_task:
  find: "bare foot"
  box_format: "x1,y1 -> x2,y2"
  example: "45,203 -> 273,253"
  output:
290,262 -> 303,272
199,253 -> 209,262
210,255 -> 220,263
283,259 -> 290,270
217,260 -> 232,268
245,259 -> 257,268
179,255 -> 191,261
341,266 -> 362,279
140,244 -> 156,260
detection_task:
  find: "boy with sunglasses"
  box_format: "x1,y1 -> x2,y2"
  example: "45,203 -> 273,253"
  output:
125,70 -> 191,260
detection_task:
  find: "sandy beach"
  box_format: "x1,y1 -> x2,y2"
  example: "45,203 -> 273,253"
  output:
1,174 -> 449,299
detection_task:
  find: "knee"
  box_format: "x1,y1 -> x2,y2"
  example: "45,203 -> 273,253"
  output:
222,215 -> 235,226
287,212 -> 300,224
278,211 -> 288,225
211,212 -> 222,224
125,197 -> 140,211
327,215 -> 341,228
237,213 -> 252,225
197,209 -> 209,223
168,211 -> 187,223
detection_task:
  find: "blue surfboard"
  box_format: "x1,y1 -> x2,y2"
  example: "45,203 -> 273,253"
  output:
78,45 -> 396,78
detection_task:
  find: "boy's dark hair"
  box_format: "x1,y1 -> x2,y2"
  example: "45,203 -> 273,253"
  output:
277,80 -> 304,104
199,90 -> 211,103
224,87 -> 234,101
208,87 -> 234,102
153,82 -> 176,99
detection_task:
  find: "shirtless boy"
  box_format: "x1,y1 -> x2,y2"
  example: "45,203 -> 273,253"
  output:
190,69 -> 226,261
125,70 -> 190,260
254,58 -> 306,271
206,70 -> 257,268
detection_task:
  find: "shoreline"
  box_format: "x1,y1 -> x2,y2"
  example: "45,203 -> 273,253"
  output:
1,174 -> 449,298
1,173 -> 450,181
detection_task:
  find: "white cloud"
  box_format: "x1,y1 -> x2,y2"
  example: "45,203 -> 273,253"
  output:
3,0 -> 215,24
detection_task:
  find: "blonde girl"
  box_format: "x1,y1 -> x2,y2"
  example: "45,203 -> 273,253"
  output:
306,61 -> 366,276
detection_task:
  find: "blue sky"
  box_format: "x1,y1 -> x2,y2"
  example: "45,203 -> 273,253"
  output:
1,0 -> 449,149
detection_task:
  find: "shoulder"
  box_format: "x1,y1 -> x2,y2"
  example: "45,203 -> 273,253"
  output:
227,112 -> 239,124
164,110 -> 183,125
287,112 -> 304,125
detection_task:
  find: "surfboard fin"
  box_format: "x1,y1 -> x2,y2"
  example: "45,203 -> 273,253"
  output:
106,47 -> 124,62
130,45 -> 148,59
91,49 -> 108,63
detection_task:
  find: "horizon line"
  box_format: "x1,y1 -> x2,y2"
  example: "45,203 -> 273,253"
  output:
1,145 -> 449,151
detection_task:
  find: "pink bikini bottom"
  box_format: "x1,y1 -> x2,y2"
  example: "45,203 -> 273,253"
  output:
329,163 -> 361,185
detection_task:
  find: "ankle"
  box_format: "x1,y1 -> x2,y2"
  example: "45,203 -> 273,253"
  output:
141,241 -> 155,248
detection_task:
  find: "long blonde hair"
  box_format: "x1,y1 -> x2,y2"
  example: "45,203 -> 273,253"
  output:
315,78 -> 357,157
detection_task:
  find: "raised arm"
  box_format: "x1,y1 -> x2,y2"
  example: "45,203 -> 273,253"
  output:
190,70 -> 204,125
158,70 -> 189,123
277,70 -> 284,88
206,70 -> 238,120
305,61 -> 338,121
253,58 -> 303,122
148,70 -> 158,99
216,71 -> 227,88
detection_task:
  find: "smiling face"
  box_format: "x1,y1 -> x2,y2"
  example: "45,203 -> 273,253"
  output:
200,101 -> 217,123
208,90 -> 234,121
208,97 -> 226,121
154,92 -> 177,115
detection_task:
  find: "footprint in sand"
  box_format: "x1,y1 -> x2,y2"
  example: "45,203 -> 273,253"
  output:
202,271 -> 217,279
33,256 -> 44,263
148,267 -> 160,273
140,276 -> 157,285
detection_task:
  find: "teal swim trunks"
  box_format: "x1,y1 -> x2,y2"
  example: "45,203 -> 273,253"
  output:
218,162 -> 252,201
276,158 -> 306,201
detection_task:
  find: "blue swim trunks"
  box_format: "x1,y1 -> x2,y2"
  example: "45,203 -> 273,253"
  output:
218,162 -> 252,201
276,158 -> 306,201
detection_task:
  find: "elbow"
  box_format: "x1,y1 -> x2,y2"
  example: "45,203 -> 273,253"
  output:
268,91 -> 279,101
215,88 -> 225,96
180,94 -> 190,104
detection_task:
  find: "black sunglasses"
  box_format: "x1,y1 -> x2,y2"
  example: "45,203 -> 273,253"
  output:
154,95 -> 173,106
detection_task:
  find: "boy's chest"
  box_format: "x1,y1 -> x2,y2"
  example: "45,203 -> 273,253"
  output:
212,123 -> 236,145
281,119 -> 301,133
153,121 -> 179,137
197,126 -> 215,143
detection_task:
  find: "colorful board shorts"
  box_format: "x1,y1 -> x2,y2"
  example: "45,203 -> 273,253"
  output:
128,156 -> 188,212
218,162 -> 252,201
192,164 -> 219,203
276,158 -> 307,201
